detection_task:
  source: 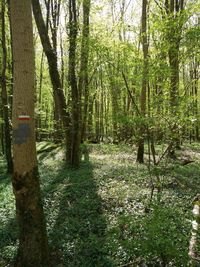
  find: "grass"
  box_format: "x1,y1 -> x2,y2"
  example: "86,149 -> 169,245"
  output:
0,142 -> 200,266
0,158 -> 17,267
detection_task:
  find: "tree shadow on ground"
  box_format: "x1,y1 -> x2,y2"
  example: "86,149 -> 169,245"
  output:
45,162 -> 113,267
168,162 -> 200,195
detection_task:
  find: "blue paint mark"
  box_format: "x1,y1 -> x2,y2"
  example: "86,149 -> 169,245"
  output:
13,123 -> 31,145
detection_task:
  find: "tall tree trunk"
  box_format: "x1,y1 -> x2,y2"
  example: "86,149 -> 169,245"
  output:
31,0 -> 71,164
37,51 -> 44,141
79,0 -> 91,142
49,0 -> 63,142
88,93 -> 95,140
1,0 -> 13,173
137,0 -> 149,163
68,0 -> 81,168
100,72 -> 104,141
193,57 -> 199,141
108,64 -> 119,143
166,0 -> 184,157
169,43 -> 179,111
10,1 -> 49,266
95,96 -> 100,143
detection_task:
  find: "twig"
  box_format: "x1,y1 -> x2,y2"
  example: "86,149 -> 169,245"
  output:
156,142 -> 172,165
118,261 -> 137,267
121,71 -> 141,116
153,0 -> 165,11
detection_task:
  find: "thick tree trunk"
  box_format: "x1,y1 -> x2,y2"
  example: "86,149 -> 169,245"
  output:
1,0 -> 13,173
137,0 -> 148,163
10,1 -> 49,266
32,0 -> 71,164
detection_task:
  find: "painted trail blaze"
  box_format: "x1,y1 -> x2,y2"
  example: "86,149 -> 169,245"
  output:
18,115 -> 31,121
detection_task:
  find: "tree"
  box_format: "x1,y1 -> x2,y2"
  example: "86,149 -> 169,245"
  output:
79,0 -> 91,142
165,0 -> 185,156
68,0 -> 81,168
32,0 -> 71,165
46,0 -> 63,142
10,0 -> 49,266
1,0 -> 13,173
137,0 -> 149,163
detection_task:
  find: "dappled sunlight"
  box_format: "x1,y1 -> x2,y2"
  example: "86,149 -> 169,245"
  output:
1,142 -> 200,265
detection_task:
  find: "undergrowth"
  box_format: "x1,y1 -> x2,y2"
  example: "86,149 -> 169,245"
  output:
0,142 -> 200,266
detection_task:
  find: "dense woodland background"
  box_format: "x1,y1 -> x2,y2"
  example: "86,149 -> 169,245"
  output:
0,0 -> 200,266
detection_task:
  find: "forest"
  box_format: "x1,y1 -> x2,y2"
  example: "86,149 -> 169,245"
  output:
0,0 -> 200,266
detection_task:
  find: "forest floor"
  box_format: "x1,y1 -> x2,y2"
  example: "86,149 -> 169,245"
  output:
0,142 -> 200,267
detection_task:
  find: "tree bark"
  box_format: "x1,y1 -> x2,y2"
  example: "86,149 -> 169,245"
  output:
31,0 -> 71,164
10,1 -> 49,266
37,51 -> 44,141
68,0 -> 81,168
137,0 -> 149,163
79,0 -> 91,142
88,93 -> 96,140
1,0 -> 13,173
108,63 -> 120,142
49,0 -> 63,142
95,96 -> 100,143
166,0 -> 184,156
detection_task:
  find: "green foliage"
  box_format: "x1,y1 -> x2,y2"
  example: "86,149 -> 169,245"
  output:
0,159 -> 18,266
1,143 -> 200,266
141,204 -> 189,265
106,204 -> 189,266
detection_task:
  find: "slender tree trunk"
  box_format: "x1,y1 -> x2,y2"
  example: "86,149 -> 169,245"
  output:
1,0 -> 13,173
32,0 -> 71,164
95,96 -> 100,143
37,51 -> 44,141
10,0 -> 49,266
60,29 -> 65,89
108,64 -> 119,143
137,0 -> 149,163
100,74 -> 104,141
166,0 -> 184,156
169,44 -> 179,111
189,196 -> 200,266
68,0 -> 81,168
49,0 -> 63,142
88,93 -> 95,140
193,57 -> 199,141
79,0 -> 91,142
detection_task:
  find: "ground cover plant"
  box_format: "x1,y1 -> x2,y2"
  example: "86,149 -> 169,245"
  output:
0,142 -> 199,266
